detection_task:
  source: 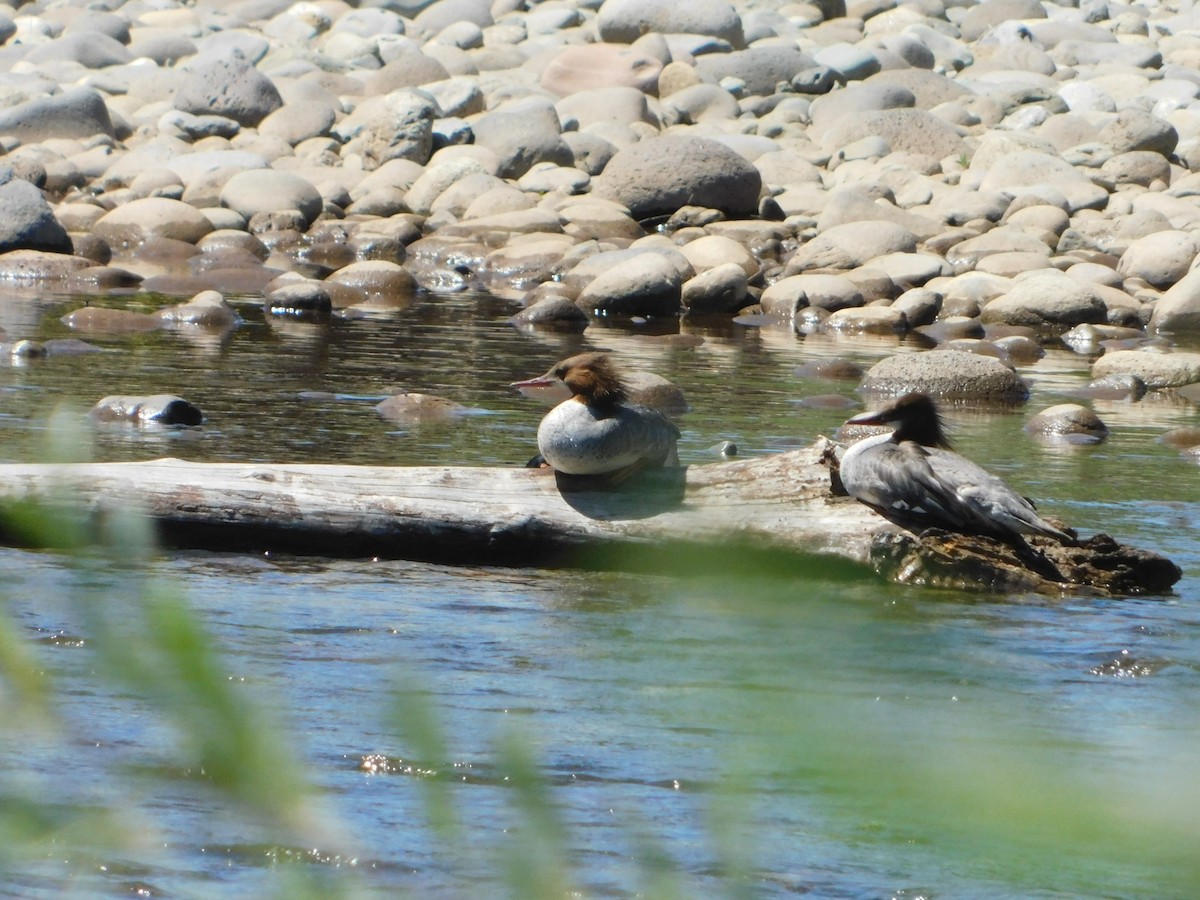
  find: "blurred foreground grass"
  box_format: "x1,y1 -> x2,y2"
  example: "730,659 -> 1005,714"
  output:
0,413 -> 1198,897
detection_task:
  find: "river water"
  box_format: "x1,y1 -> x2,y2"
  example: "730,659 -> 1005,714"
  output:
1,288 -> 1199,898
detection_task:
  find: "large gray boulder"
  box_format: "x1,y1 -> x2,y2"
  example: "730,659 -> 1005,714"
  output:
0,178 -> 72,254
860,349 -> 1029,401
173,56 -> 283,127
593,136 -> 761,221
0,88 -> 114,142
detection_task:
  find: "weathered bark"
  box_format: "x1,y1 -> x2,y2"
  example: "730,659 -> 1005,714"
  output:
0,441 -> 1180,596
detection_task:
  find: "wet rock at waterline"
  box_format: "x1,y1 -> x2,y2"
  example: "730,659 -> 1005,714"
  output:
859,350 -> 1029,402
88,395 -> 204,426
375,392 -> 469,423
1024,404 -> 1109,444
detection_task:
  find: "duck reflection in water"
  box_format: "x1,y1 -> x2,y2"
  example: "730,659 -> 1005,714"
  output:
839,393 -> 1074,545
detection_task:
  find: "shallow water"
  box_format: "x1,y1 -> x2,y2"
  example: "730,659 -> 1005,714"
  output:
2,288 -> 1200,897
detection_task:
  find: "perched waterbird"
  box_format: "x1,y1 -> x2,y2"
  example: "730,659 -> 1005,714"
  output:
513,352 -> 680,479
839,393 -> 1073,543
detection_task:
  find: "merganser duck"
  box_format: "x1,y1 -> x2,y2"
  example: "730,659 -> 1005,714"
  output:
512,352 -> 680,478
839,393 -> 1073,543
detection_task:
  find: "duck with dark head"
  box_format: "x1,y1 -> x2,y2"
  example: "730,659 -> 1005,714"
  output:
838,392 -> 1074,545
513,352 -> 680,481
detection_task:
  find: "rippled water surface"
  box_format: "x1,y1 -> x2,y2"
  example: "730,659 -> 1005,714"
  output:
2,288 -> 1200,897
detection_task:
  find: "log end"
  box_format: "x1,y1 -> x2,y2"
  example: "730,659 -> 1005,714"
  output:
869,528 -> 1182,597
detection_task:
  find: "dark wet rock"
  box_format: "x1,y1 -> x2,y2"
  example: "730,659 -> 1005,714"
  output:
0,88 -> 114,143
173,56 -> 283,127
68,266 -> 143,290
42,339 -> 105,355
1061,323 -> 1147,354
0,179 -> 72,254
508,295 -> 589,331
61,306 -> 162,333
915,316 -> 985,343
1024,403 -> 1109,444
625,371 -> 689,417
1159,426 -> 1200,449
88,394 -> 203,426
991,334 -> 1044,364
3,339 -> 46,360
326,260 -> 417,297
825,306 -> 908,334
681,263 -> 750,315
156,291 -> 240,329
593,135 -> 762,221
1148,269 -> 1200,335
940,338 -> 1005,359
890,288 -> 941,328
265,281 -> 333,318
375,392 -> 468,422
1092,350 -> 1200,390
860,348 -> 1028,401
1065,373 -> 1147,402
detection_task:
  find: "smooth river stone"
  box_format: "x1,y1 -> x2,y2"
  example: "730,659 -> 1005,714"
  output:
0,87 -> 115,142
596,0 -> 745,48
1116,231 -> 1199,288
859,348 -> 1029,401
980,272 -> 1108,334
173,56 -> 283,127
1023,404 -> 1109,444
0,179 -> 71,254
219,170 -> 323,228
92,198 -> 214,248
592,135 -> 762,221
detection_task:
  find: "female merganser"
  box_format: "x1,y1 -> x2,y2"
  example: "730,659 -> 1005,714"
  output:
513,352 -> 680,478
839,393 -> 1073,543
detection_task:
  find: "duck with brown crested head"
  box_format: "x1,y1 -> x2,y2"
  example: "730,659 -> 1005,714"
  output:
512,352 -> 680,479
839,392 -> 1074,544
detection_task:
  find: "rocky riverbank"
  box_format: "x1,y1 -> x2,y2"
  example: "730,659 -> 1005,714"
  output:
3,0 -> 1200,436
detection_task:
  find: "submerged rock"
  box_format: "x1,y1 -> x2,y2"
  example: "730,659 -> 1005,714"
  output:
88,394 -> 204,426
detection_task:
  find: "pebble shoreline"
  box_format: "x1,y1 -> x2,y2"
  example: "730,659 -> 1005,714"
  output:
3,0 -> 1200,437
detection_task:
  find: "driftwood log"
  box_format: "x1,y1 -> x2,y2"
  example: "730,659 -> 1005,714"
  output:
0,440 -> 1181,596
